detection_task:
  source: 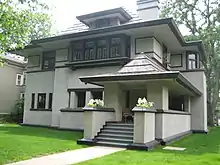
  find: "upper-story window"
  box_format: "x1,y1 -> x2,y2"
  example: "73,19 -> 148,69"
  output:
97,40 -> 108,59
96,19 -> 110,28
187,52 -> 198,70
85,41 -> 96,60
110,38 -> 121,58
72,42 -> 83,61
42,51 -> 55,70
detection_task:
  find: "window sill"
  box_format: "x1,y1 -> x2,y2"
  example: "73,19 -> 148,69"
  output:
30,108 -> 52,112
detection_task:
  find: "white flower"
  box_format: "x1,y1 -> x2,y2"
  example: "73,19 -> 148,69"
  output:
88,99 -> 95,105
138,98 -> 142,104
142,97 -> 147,103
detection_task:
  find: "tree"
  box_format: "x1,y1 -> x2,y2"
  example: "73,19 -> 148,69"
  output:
161,0 -> 220,125
0,0 -> 52,65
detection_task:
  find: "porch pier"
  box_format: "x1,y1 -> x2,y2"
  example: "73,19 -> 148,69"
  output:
104,83 -> 123,121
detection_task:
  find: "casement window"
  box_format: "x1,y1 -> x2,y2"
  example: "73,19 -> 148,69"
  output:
97,40 -> 108,59
91,91 -> 103,100
48,93 -> 53,109
110,38 -> 121,58
20,93 -> 25,100
42,51 -> 55,70
37,93 -> 46,109
85,41 -> 96,60
72,42 -> 83,61
31,93 -> 35,109
16,74 -> 22,86
96,19 -> 110,28
76,91 -> 86,108
187,52 -> 198,70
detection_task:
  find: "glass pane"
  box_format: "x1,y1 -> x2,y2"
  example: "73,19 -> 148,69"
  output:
37,93 -> 46,109
97,48 -> 102,59
189,54 -> 196,60
97,40 -> 107,46
111,38 -> 120,45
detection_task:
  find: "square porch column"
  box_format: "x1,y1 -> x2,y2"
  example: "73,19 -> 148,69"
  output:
147,85 -> 169,110
70,92 -> 77,108
184,96 -> 191,113
85,91 -> 92,105
104,83 -> 122,121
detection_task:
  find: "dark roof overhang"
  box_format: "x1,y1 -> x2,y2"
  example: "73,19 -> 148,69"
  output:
76,7 -> 132,26
80,71 -> 202,96
15,18 -> 205,60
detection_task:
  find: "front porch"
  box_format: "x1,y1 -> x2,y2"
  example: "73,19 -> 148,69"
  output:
76,54 -> 203,149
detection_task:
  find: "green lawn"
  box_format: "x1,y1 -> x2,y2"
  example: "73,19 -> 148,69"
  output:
77,127 -> 220,165
0,124 -> 84,164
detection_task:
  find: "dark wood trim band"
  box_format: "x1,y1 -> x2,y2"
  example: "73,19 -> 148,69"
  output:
137,6 -> 160,11
156,130 -> 192,145
27,70 -> 55,73
67,88 -> 104,92
60,108 -> 84,113
83,107 -> 115,112
30,108 -> 52,112
56,60 -> 68,63
180,69 -> 205,73
192,130 -> 208,134
156,109 -> 191,115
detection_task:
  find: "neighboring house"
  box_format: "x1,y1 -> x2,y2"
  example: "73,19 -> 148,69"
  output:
0,54 -> 26,115
15,0 -> 207,149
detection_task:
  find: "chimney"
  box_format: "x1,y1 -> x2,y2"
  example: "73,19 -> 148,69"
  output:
137,0 -> 160,21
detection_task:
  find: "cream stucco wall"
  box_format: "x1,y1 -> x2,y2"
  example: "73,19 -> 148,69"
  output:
155,113 -> 191,139
59,112 -> 84,130
133,112 -> 155,143
182,71 -> 207,131
0,63 -> 25,114
24,111 -> 52,126
104,83 -> 123,121
23,71 -> 54,125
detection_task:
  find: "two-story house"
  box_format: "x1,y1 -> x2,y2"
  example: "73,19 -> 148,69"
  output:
14,0 -> 207,149
0,54 -> 26,116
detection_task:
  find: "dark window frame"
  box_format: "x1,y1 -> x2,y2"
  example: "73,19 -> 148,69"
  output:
37,93 -> 46,109
97,39 -> 108,59
187,51 -> 199,70
71,34 -> 128,62
110,37 -> 121,58
31,93 -> 35,109
48,93 -> 53,109
42,51 -> 55,70
76,91 -> 86,108
85,41 -> 96,60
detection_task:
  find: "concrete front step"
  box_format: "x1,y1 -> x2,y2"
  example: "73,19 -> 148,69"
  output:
106,123 -> 134,127
98,133 -> 133,139
96,137 -> 133,143
103,126 -> 134,131
101,129 -> 133,135
96,141 -> 130,148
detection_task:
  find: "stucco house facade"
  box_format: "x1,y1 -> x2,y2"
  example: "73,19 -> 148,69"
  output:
15,0 -> 207,149
0,55 -> 26,116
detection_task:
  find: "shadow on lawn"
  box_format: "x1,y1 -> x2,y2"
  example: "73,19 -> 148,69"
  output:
151,127 -> 220,155
0,125 -> 83,141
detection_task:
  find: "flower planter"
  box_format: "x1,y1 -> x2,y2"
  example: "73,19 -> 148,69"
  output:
132,106 -> 156,113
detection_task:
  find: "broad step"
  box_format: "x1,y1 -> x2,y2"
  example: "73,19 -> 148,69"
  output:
103,126 -> 134,131
96,137 -> 133,143
101,129 -> 133,135
98,133 -> 133,139
96,141 -> 130,148
106,123 -> 134,127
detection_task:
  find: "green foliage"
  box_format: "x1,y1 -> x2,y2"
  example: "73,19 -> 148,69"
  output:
0,0 -> 52,53
136,97 -> 154,109
87,99 -> 104,107
161,0 -> 220,125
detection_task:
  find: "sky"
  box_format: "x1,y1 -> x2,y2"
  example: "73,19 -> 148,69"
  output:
49,0 -> 137,32
48,0 -> 189,35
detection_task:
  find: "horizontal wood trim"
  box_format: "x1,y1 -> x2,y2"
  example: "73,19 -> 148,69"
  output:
30,108 -> 52,112
83,107 -> 115,112
60,108 -> 84,113
67,88 -> 104,92
156,109 -> 191,115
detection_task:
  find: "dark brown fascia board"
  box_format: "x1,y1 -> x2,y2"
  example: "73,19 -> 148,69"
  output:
80,71 -> 202,96
76,7 -> 132,26
80,72 -> 180,83
177,73 -> 202,96
168,19 -> 206,61
31,18 -> 173,44
26,18 -> 205,61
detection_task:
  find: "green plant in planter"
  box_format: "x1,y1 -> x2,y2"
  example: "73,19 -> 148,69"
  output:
87,99 -> 104,108
136,97 -> 154,108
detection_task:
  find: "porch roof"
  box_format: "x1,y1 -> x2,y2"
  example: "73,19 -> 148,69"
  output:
79,54 -> 202,96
